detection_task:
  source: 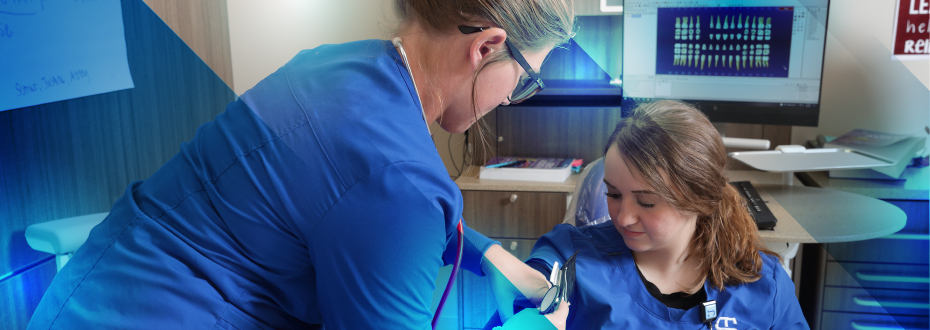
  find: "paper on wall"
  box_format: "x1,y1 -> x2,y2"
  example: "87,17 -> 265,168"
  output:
0,0 -> 134,112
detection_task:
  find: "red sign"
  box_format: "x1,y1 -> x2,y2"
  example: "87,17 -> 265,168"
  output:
893,0 -> 930,59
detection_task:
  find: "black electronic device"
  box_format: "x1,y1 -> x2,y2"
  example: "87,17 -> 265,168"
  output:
729,181 -> 778,230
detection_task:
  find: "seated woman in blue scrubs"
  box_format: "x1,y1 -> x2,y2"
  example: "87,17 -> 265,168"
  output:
28,0 -> 574,329
521,100 -> 809,329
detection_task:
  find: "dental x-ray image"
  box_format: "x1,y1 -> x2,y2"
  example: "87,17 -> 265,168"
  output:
657,6 -> 793,77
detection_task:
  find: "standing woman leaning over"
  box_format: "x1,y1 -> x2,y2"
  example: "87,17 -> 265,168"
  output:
28,1 -> 574,329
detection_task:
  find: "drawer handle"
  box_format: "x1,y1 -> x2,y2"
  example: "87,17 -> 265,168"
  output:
851,321 -> 925,330
882,233 -> 930,240
510,242 -> 518,251
509,194 -> 518,203
856,272 -> 930,284
853,296 -> 930,309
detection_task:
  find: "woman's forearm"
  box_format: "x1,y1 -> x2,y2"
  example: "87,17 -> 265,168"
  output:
481,244 -> 552,309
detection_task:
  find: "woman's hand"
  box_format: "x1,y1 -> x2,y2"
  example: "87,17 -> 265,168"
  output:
481,244 -> 552,323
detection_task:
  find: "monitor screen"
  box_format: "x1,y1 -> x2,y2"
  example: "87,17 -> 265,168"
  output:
621,0 -> 830,126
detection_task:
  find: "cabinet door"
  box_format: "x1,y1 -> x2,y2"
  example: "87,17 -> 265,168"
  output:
460,238 -> 539,329
462,191 -> 567,239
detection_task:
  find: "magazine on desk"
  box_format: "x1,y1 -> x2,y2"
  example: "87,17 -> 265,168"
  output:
824,129 -> 926,179
479,157 -> 581,183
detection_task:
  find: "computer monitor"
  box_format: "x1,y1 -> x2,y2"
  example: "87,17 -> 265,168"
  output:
621,0 -> 830,126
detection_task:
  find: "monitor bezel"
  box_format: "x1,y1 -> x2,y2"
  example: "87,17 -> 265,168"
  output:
621,0 -> 831,127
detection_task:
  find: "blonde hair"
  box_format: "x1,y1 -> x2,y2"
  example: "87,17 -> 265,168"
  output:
606,100 -> 779,290
394,0 -> 575,150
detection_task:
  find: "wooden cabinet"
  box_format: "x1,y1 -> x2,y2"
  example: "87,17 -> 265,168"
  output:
455,169 -> 576,329
460,189 -> 568,329
462,190 -> 568,239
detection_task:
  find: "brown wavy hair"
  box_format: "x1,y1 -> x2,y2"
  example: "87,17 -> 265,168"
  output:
606,100 -> 779,290
394,0 -> 575,149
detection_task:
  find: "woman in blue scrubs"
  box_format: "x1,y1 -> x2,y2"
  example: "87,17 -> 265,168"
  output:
28,1 -> 574,329
523,101 -> 809,329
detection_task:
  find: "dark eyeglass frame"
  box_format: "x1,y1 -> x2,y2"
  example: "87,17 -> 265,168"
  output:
458,25 -> 545,104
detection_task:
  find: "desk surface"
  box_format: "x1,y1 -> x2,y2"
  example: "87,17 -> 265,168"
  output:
730,171 -> 907,243
729,171 -> 813,243
456,168 -> 907,243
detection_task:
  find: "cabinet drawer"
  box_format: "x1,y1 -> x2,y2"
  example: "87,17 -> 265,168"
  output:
497,238 -> 538,262
462,191 -> 567,239
460,270 -> 494,329
826,261 -> 929,291
822,311 -> 928,330
823,287 -> 929,317
825,239 -> 928,264
885,200 -> 929,235
460,238 -> 539,329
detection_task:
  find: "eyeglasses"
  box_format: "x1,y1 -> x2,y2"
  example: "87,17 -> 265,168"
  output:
458,26 -> 546,104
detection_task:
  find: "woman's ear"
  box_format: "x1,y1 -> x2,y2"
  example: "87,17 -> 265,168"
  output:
468,28 -> 507,70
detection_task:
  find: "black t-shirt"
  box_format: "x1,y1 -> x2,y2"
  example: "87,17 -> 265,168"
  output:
634,264 -> 707,310
526,260 -> 707,311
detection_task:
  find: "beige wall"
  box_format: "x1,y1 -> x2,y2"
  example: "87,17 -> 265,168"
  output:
227,0 -> 398,95
792,0 -> 930,145
143,0 -> 234,89
225,0 -> 928,177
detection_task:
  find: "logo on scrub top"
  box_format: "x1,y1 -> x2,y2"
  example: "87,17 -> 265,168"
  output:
715,317 -> 738,330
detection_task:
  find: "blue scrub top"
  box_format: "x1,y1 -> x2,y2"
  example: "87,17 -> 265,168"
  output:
528,223 -> 809,330
29,40 -> 497,330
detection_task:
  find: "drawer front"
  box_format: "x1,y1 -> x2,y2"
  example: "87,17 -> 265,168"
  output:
822,311 -> 928,330
825,239 -> 928,264
826,261 -> 929,291
497,238 -> 538,262
460,270 -> 494,329
462,191 -> 567,239
460,238 -> 539,329
886,200 -> 929,236
823,287 -> 929,317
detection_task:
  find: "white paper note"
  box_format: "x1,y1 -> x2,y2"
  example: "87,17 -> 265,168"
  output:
0,0 -> 134,112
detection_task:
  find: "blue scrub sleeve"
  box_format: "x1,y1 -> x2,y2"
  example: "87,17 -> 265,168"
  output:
526,224 -> 576,271
770,261 -> 810,329
443,223 -> 499,276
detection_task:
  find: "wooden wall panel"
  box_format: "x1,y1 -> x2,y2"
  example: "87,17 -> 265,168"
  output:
496,106 -> 625,164
0,0 -> 236,328
142,0 -> 234,90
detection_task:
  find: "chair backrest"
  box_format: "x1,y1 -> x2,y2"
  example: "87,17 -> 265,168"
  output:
562,158 -> 610,227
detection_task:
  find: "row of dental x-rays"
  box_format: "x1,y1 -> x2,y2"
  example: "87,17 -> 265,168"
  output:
675,14 -> 775,41
673,43 -> 772,70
